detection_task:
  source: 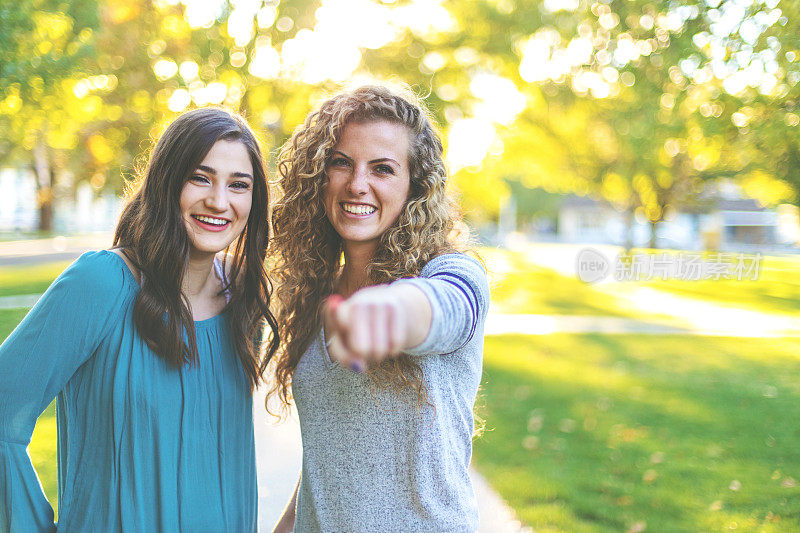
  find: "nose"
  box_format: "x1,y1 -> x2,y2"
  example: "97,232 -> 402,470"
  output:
205,183 -> 228,211
346,165 -> 369,196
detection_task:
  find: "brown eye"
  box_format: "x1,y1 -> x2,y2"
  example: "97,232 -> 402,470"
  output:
329,157 -> 350,168
375,164 -> 394,175
230,181 -> 251,190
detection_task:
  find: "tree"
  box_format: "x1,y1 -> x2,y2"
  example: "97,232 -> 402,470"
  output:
703,0 -> 800,208
0,0 -> 101,231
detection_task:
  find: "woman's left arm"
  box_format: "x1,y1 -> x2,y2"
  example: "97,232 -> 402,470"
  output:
324,254 -> 489,366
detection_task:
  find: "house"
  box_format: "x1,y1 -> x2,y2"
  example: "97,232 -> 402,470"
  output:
556,187 -> 798,251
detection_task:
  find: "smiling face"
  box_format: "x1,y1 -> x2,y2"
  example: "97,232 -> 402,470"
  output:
179,139 -> 254,259
323,120 -> 411,255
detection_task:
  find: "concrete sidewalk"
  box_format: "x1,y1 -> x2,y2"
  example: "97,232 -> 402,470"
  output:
0,233 -> 113,266
253,391 -> 529,533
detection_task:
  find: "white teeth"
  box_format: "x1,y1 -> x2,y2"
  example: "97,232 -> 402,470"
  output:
341,203 -> 376,215
194,215 -> 228,226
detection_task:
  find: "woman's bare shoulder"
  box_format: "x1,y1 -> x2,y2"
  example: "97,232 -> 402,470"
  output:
108,248 -> 142,285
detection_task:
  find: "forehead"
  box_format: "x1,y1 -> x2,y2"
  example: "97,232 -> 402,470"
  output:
335,120 -> 410,158
199,139 -> 252,170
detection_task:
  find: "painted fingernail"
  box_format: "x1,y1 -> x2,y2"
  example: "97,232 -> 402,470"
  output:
349,361 -> 363,373
327,294 -> 344,310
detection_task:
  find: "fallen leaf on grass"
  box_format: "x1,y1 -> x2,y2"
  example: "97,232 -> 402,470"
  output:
650,451 -> 665,464
626,521 -> 646,533
558,418 -> 576,433
522,436 -> 539,450
643,469 -> 658,484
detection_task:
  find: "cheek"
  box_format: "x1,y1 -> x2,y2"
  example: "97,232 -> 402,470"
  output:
237,195 -> 253,223
322,180 -> 336,213
178,184 -> 194,215
390,181 -> 411,210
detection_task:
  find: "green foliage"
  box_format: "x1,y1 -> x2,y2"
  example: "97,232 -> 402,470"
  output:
3,0 -> 800,231
700,0 -> 800,208
475,334 -> 800,532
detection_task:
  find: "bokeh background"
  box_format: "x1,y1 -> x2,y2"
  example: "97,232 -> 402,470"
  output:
2,0 -> 800,531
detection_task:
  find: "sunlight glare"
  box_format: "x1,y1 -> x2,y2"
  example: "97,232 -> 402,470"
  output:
470,73 -> 526,125
182,0 -> 223,29
168,88 -> 191,112
446,119 -> 496,172
249,43 -> 281,80
153,59 -> 178,80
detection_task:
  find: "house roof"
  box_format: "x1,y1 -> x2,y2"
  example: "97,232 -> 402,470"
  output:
716,198 -> 765,211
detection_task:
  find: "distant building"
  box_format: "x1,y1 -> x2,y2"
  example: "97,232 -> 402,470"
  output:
0,168 -> 38,231
556,185 -> 798,252
0,167 -> 121,234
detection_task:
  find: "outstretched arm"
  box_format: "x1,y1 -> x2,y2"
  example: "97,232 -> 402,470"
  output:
323,254 -> 488,369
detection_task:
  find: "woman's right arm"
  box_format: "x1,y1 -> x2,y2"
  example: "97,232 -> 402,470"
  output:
271,475 -> 299,533
0,252 -> 125,532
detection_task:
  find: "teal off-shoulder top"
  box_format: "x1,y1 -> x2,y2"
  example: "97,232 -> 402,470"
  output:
0,250 -> 257,532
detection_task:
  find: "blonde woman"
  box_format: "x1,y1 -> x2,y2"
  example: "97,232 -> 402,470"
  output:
267,85 -> 489,532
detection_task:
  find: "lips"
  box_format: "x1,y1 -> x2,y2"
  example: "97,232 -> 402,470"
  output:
190,214 -> 231,232
340,202 -> 377,216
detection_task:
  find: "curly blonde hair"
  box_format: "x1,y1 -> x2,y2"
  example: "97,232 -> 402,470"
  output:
265,84 -> 466,412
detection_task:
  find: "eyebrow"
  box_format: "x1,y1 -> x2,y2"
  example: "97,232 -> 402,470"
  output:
197,165 -> 253,179
333,151 -> 399,166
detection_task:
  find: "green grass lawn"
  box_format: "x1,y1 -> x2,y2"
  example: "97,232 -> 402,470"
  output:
638,254 -> 800,317
0,261 -> 73,297
0,308 -> 59,515
474,334 -> 800,532
481,247 -> 642,317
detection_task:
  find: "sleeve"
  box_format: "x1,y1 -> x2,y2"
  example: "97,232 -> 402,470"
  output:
0,251 -> 127,532
391,253 -> 490,357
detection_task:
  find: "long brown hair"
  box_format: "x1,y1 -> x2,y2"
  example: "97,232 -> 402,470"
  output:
266,84 -> 465,411
115,107 -> 278,390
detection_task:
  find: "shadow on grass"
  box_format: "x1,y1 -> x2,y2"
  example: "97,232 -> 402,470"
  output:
474,334 -> 800,532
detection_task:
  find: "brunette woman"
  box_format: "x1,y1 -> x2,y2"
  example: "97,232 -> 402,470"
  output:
269,85 -> 489,532
0,107 -> 278,532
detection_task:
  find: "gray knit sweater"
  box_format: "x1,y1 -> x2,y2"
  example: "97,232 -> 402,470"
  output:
292,253 -> 489,533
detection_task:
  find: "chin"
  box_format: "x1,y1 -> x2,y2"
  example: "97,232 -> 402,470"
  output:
338,233 -> 382,245
188,238 -> 232,255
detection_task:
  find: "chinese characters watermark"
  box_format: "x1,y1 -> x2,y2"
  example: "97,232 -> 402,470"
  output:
576,248 -> 761,283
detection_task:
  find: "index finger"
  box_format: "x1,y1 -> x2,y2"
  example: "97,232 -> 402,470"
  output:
323,294 -> 345,332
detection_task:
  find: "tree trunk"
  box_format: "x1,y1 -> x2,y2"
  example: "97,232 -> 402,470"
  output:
624,207 -> 635,251
33,140 -> 54,233
649,219 -> 658,249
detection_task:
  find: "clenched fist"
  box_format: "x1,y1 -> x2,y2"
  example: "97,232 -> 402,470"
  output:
323,284 -> 431,372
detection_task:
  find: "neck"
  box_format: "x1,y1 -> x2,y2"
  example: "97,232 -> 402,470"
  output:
339,241 -> 376,297
182,250 -> 218,297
